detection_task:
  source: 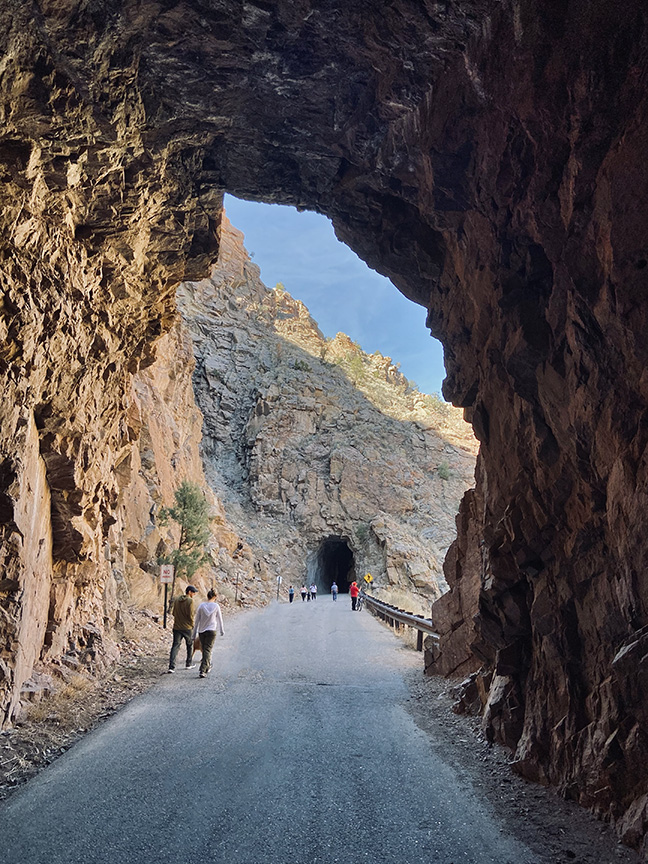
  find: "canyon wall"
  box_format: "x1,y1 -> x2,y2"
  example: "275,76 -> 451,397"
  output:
179,216 -> 475,612
111,320 -> 269,618
1,292 -> 269,723
1,0 -> 648,848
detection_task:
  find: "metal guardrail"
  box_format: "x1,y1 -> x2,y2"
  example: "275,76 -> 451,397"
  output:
360,592 -> 440,652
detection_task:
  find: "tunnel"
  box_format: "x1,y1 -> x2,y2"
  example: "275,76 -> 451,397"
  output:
3,4 -> 648,845
309,536 -> 356,594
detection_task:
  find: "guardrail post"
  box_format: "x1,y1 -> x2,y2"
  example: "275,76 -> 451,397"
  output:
363,594 -> 440,652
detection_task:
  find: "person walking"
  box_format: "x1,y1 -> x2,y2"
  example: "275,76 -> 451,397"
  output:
331,581 -> 338,601
288,585 -> 295,603
192,589 -> 225,678
310,583 -> 317,600
168,585 -> 198,672
300,585 -> 307,602
349,581 -> 360,611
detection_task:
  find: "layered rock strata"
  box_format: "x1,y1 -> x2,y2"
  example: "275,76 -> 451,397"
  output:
0,0 -> 647,847
179,217 -> 476,611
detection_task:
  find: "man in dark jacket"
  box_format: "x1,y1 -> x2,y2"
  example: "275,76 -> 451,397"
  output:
168,585 -> 198,672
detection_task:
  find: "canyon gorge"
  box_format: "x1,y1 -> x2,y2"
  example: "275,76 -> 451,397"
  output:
181,215 -> 475,615
1,0 -> 648,854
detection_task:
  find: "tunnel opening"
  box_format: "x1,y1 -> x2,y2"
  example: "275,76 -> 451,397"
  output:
223,195 -> 448,397
309,536 -> 356,594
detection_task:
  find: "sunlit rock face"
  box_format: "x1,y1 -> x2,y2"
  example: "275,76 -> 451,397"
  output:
179,217 -> 476,612
112,320 -> 271,616
1,0 -> 647,844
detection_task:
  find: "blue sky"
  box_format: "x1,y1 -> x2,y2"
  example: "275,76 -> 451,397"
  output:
224,194 -> 447,397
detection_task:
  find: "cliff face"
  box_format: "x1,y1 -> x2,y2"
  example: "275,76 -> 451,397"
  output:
111,321 -> 267,617
1,0 -> 648,847
0,299 -> 268,723
179,217 -> 476,611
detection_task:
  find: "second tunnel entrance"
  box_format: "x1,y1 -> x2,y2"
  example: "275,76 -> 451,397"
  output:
310,536 -> 355,594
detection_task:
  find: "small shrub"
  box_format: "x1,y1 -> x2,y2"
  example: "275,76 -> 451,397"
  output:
294,359 -> 312,372
349,355 -> 364,383
437,460 -> 451,481
428,393 -> 452,421
355,523 -> 370,543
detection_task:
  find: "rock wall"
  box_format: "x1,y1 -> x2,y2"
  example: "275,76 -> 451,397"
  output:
0,292 -> 268,723
113,319 -> 272,611
1,0 -> 648,847
179,217 -> 476,611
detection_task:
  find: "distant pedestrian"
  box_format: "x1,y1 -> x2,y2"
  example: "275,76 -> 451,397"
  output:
349,581 -> 360,611
310,583 -> 317,600
168,585 -> 198,672
192,589 -> 225,678
307,586 -> 311,601
288,585 -> 295,603
331,582 -> 338,601
301,585 -> 307,602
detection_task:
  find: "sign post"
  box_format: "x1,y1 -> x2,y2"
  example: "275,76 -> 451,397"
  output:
160,564 -> 174,629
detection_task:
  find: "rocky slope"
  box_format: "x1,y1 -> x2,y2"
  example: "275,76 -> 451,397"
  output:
1,0 -> 648,850
179,216 -> 476,612
2,304 -> 273,725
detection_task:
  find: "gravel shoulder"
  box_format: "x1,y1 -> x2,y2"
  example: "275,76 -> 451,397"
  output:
404,670 -> 640,864
0,613 -> 169,802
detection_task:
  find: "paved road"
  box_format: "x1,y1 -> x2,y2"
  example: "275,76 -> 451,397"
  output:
0,599 -> 538,864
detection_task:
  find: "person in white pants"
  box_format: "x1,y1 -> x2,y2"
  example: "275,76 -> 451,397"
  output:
192,589 -> 225,678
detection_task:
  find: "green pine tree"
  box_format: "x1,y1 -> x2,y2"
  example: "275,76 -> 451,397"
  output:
158,481 -> 211,600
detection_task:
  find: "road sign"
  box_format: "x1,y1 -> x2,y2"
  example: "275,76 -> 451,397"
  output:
160,564 -> 174,583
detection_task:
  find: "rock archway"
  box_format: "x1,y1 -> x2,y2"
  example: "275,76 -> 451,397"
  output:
310,537 -> 355,595
1,0 -> 648,845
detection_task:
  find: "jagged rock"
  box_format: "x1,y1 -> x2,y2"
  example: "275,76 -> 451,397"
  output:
179,218 -> 476,610
483,674 -> 525,753
19,672 -> 55,703
450,671 -> 493,718
0,0 -> 647,847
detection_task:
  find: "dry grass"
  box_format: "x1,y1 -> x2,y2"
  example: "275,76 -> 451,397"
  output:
0,612 -> 169,801
27,674 -> 96,725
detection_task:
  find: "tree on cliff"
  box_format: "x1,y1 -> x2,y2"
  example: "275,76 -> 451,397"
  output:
158,481 -> 211,600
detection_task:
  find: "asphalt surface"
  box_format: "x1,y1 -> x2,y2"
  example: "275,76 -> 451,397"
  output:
0,599 -> 539,864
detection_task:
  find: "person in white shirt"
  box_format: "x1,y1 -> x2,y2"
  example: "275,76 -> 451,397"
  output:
192,589 -> 225,678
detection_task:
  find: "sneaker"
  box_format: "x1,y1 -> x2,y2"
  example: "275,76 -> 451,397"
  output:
185,664 -> 197,670
199,672 -> 205,678
167,668 -> 174,674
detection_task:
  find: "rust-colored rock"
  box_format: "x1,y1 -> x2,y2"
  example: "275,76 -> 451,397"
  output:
0,0 -> 647,849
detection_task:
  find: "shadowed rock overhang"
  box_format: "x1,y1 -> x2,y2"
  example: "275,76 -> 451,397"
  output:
1,0 -> 648,848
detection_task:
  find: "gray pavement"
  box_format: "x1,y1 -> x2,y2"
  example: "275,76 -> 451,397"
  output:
0,598 -> 538,864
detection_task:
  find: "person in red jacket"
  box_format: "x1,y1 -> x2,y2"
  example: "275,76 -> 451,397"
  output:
349,581 -> 360,611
